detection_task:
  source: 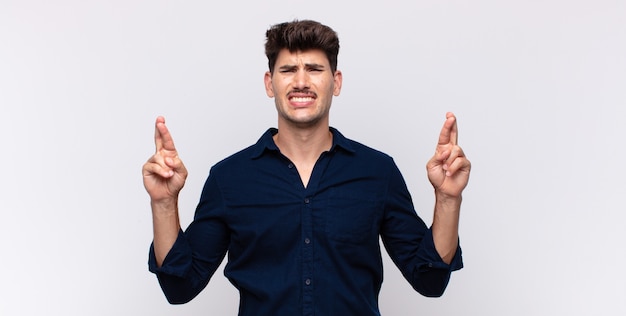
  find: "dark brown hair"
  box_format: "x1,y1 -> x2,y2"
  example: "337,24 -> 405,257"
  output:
265,20 -> 340,73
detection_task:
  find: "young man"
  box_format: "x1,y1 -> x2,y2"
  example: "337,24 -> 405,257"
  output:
143,20 -> 471,315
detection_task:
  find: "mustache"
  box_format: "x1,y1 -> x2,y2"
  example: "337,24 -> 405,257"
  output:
287,89 -> 317,97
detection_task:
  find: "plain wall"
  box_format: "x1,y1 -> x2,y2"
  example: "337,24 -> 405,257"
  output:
1,0 -> 625,315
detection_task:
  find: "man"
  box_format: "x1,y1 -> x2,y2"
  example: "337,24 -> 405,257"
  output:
143,20 -> 470,315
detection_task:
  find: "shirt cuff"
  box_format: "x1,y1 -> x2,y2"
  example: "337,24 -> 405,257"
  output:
417,228 -> 463,272
147,229 -> 192,278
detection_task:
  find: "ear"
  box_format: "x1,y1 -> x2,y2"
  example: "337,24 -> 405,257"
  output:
264,71 -> 274,97
333,70 -> 343,96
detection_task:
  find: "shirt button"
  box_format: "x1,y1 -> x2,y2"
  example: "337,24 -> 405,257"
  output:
305,279 -> 311,285
288,163 -> 294,169
304,198 -> 310,204
304,238 -> 310,244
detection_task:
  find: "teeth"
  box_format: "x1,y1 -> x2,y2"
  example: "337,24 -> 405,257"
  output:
291,97 -> 314,102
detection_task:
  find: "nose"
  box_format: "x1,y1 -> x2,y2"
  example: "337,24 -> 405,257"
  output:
293,69 -> 310,90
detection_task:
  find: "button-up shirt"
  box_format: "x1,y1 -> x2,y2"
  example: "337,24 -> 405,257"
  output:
148,127 -> 463,316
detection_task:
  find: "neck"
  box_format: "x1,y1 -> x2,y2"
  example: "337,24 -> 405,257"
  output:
273,122 -> 332,164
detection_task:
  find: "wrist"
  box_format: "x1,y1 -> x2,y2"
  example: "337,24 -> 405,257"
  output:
151,198 -> 179,215
435,190 -> 462,202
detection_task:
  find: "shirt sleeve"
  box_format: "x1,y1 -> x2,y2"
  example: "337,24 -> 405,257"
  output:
380,160 -> 463,297
147,170 -> 230,304
148,229 -> 192,277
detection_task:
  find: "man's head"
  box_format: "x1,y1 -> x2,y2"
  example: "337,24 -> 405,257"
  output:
265,20 -> 340,74
263,20 -> 343,129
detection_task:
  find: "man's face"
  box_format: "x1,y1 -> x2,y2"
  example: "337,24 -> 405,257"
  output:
264,49 -> 342,128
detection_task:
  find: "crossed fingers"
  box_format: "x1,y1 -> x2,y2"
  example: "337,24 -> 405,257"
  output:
146,116 -> 180,179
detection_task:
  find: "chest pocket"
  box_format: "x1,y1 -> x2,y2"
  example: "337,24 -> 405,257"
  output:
325,188 -> 383,244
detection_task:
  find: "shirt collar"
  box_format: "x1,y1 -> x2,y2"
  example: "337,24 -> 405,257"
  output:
250,127 -> 356,159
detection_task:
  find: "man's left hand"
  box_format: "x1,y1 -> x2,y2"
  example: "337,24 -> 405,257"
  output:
427,112 -> 471,198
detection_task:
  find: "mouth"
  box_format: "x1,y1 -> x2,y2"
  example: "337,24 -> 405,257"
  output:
288,91 -> 317,104
290,96 -> 315,103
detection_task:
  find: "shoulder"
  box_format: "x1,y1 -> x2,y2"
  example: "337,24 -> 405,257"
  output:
210,144 -> 257,172
210,128 -> 276,171
333,127 -> 394,162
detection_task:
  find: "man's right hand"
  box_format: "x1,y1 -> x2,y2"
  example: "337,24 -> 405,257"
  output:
142,116 -> 188,203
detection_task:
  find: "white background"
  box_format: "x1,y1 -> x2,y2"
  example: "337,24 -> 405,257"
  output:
1,0 -> 625,315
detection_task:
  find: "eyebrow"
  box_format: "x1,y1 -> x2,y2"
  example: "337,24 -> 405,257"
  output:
278,63 -> 326,71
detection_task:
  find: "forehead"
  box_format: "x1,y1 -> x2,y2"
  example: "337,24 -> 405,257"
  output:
275,48 -> 330,67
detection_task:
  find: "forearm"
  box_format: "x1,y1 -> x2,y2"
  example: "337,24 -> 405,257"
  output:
151,198 -> 182,267
431,193 -> 461,264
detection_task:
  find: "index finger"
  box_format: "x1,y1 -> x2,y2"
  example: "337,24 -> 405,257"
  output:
154,116 -> 177,152
437,112 -> 458,146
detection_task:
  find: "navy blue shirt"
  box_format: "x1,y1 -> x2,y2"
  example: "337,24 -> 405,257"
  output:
149,127 -> 462,315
